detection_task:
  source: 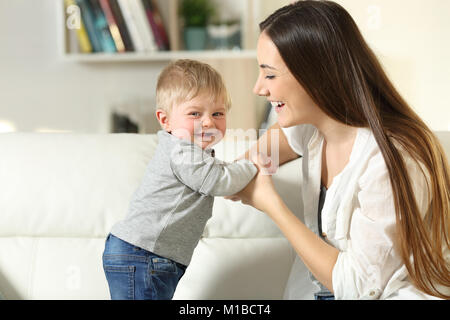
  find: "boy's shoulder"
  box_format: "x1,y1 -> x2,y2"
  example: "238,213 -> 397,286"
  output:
154,130 -> 214,169
156,130 -> 178,148
157,130 -> 214,156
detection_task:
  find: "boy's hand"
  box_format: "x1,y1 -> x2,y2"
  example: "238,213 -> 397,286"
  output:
250,152 -> 274,176
225,153 -> 281,212
235,152 -> 277,175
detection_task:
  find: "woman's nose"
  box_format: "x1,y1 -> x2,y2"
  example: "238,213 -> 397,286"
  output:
253,77 -> 269,97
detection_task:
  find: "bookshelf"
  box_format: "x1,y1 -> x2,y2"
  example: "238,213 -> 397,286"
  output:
57,0 -> 268,131
59,0 -> 259,62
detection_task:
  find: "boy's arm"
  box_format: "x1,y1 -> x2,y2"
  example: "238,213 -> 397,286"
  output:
170,143 -> 257,197
200,159 -> 257,197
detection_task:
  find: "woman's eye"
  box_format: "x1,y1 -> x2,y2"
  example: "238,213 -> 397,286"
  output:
265,75 -> 276,80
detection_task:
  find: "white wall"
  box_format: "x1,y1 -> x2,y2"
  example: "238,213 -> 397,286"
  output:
340,0 -> 450,131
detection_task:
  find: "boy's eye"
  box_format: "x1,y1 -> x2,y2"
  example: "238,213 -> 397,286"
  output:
213,112 -> 224,117
189,112 -> 200,117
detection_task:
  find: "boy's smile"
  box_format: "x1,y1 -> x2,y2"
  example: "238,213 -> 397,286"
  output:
194,130 -> 216,141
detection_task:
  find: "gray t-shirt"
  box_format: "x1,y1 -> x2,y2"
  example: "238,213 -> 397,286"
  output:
111,130 -> 257,266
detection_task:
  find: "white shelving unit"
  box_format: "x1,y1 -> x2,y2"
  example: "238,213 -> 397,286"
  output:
59,0 -> 259,62
61,49 -> 257,62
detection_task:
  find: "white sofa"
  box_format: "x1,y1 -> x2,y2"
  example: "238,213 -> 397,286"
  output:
0,133 -> 307,300
0,131 -> 448,300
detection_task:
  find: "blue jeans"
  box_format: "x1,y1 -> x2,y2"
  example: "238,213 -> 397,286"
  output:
314,292 -> 335,300
314,294 -> 335,300
102,234 -> 186,300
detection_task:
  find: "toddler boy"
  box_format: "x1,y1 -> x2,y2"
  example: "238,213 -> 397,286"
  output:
102,59 -> 257,300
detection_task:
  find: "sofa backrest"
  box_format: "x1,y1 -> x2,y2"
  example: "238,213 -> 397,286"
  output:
0,133 -> 159,239
0,133 -> 160,298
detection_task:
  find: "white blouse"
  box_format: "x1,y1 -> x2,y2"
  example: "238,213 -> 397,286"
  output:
281,124 -> 446,300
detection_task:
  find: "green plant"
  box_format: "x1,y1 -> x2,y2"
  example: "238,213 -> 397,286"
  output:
179,0 -> 215,27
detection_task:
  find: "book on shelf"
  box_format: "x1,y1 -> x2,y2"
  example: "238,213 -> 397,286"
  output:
142,0 -> 170,51
66,0 -> 170,54
108,0 -> 134,51
99,0 -> 125,52
117,0 -> 146,52
126,0 -> 157,52
65,0 -> 92,53
75,0 -> 102,52
89,0 -> 117,52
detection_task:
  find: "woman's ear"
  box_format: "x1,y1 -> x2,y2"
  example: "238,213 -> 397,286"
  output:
155,109 -> 170,132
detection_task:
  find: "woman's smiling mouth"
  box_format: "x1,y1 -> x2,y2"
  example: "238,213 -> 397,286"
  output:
271,101 -> 285,113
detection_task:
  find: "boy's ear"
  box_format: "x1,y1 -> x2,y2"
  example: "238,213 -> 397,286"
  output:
155,109 -> 170,132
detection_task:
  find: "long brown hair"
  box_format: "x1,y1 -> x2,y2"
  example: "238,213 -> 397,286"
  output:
260,0 -> 450,298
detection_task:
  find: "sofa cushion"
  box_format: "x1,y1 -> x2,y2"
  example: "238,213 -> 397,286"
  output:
173,238 -> 295,299
0,133 -> 303,239
0,133 -> 157,238
0,237 -> 108,299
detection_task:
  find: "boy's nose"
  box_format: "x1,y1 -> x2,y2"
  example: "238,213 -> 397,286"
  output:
201,115 -> 214,128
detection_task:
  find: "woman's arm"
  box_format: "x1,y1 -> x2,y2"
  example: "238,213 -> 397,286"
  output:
235,167 -> 339,292
240,123 -> 300,166
270,197 -> 339,292
234,124 -> 338,291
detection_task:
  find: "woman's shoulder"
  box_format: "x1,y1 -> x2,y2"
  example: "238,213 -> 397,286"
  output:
359,130 -> 429,186
357,129 -> 431,215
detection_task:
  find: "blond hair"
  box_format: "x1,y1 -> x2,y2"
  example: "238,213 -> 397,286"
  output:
156,59 -> 231,113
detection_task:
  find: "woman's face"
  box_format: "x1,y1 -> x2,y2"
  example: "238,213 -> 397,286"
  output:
253,32 -> 322,128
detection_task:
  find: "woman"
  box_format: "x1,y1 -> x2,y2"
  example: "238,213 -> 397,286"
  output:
230,1 -> 449,299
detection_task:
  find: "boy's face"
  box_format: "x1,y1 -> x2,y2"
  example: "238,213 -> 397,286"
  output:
156,91 -> 227,149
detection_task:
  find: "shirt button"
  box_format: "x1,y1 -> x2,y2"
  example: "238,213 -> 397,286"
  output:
369,290 -> 376,296
321,232 -> 327,238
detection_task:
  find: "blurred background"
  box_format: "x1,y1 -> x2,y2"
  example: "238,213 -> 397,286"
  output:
0,0 -> 449,134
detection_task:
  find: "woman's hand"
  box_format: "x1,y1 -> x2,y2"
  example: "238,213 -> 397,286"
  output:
229,153 -> 339,292
226,153 -> 282,215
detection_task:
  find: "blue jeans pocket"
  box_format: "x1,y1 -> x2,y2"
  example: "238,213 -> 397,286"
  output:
104,265 -> 136,300
151,257 -> 177,273
147,257 -> 186,300
102,234 -> 186,300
